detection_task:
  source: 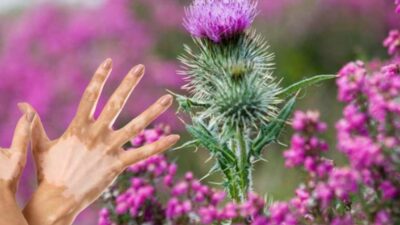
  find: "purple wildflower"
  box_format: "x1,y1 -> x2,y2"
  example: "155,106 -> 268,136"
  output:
330,215 -> 354,225
336,61 -> 367,103
375,210 -> 392,225
328,168 -> 359,201
183,0 -> 257,42
367,64 -> 400,122
384,30 -> 400,55
284,110 -> 329,177
379,181 -> 398,200
269,202 -> 297,225
315,183 -> 333,209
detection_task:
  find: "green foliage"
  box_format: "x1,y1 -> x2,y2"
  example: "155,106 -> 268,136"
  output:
252,95 -> 297,157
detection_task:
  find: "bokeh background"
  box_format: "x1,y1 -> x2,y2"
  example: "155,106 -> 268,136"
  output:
0,0 -> 398,224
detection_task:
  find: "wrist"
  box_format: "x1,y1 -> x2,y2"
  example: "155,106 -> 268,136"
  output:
0,186 -> 16,206
0,181 -> 28,225
23,181 -> 80,225
0,180 -> 14,197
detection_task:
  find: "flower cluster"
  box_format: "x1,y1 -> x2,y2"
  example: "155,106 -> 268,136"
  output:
282,110 -> 361,224
98,127 -> 226,224
279,61 -> 400,224
335,59 -> 400,221
183,0 -> 257,42
286,55 -> 400,224
98,127 -> 299,225
284,111 -> 330,177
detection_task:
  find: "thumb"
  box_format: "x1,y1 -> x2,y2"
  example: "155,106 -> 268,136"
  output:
20,103 -> 50,153
11,103 -> 35,153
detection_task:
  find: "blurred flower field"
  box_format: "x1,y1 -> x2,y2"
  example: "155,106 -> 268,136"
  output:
0,0 -> 399,224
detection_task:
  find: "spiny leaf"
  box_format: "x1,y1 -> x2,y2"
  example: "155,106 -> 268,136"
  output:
185,121 -> 238,165
199,163 -> 220,181
252,96 -> 297,157
277,74 -> 336,97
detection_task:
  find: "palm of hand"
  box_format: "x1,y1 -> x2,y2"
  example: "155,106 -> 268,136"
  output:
37,131 -> 123,202
0,149 -> 23,183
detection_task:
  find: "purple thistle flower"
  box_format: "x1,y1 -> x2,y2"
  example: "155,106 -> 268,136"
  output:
183,0 -> 257,42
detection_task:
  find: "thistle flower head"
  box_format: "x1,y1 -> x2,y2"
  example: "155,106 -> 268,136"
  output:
184,0 -> 257,42
180,32 -> 280,131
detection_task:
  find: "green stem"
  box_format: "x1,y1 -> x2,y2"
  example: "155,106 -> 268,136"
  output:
225,140 -> 241,203
236,126 -> 251,202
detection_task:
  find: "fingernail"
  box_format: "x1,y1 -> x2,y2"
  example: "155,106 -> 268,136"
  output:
131,64 -> 145,76
166,135 -> 180,143
159,95 -> 173,106
102,58 -> 112,70
26,112 -> 35,123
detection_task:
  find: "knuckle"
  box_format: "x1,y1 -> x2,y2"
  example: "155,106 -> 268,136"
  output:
109,100 -> 124,111
94,71 -> 107,80
127,123 -> 142,135
148,143 -> 159,153
96,121 -> 111,131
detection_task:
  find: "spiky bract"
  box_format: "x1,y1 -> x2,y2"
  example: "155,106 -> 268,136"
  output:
179,32 -> 281,133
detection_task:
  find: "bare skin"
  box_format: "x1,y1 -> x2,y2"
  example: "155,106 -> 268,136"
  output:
0,105 -> 34,225
23,59 -> 180,225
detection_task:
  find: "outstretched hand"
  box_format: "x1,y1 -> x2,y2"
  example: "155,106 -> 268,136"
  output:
23,59 -> 180,225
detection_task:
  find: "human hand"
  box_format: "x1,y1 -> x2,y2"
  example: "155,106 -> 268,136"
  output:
23,59 -> 180,225
0,105 -> 34,225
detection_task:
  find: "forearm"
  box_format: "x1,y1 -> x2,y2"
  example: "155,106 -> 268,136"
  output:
0,187 -> 28,225
23,182 -> 80,225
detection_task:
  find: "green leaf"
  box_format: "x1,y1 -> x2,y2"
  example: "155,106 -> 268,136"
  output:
252,96 -> 297,157
277,74 -> 336,97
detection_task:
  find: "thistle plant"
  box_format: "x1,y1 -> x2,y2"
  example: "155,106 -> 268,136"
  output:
174,0 -> 335,202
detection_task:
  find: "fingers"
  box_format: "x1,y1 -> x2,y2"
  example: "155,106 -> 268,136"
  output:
119,135 -> 180,167
11,103 -> 35,152
110,94 -> 173,147
23,103 -> 50,152
97,64 -> 145,127
75,58 -> 112,122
